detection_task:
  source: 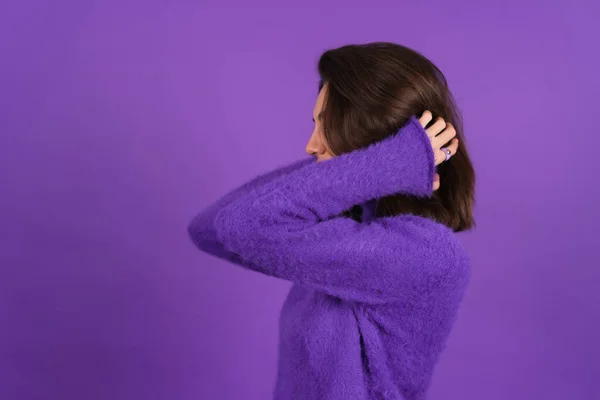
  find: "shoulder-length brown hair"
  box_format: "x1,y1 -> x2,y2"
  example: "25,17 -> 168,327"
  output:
317,42 -> 475,232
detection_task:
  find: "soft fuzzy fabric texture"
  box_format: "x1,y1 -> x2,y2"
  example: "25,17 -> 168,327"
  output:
188,116 -> 471,400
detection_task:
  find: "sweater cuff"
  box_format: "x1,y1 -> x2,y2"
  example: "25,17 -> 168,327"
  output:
405,115 -> 436,197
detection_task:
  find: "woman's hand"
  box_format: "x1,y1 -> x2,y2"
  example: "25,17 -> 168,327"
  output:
418,110 -> 459,191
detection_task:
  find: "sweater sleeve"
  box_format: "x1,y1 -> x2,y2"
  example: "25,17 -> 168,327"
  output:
194,116 -> 467,303
187,157 -> 314,264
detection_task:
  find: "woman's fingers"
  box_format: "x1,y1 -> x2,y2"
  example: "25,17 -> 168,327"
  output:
419,111 -> 434,132
435,138 -> 459,165
418,111 -> 459,167
433,173 -> 440,191
432,122 -> 456,148
445,137 -> 459,155
427,117 -> 447,138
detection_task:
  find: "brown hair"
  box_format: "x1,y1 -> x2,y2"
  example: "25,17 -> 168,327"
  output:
317,42 -> 475,232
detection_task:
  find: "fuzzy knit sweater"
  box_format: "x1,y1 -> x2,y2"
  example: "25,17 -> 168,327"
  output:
188,116 -> 471,400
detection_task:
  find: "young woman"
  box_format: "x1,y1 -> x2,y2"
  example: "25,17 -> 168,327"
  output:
188,42 -> 475,400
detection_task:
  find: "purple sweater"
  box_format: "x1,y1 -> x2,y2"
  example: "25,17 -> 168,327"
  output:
188,116 -> 471,400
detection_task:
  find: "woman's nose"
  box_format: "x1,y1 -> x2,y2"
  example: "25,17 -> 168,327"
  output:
305,133 -> 322,156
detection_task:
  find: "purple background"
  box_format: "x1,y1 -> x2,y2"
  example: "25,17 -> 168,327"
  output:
1,1 -> 599,399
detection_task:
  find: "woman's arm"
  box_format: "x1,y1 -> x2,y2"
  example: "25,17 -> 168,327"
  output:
187,157 -> 314,263
191,116 -> 469,303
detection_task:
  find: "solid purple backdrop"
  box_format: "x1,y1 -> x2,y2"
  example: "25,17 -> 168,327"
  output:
1,1 -> 599,399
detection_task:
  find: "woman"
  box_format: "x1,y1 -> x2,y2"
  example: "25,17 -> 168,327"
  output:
188,42 -> 475,400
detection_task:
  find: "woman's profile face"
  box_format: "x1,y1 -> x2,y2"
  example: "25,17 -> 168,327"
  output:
306,84 -> 335,163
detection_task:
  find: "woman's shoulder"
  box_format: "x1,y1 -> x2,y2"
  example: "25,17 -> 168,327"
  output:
377,213 -> 460,243
376,213 -> 472,281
